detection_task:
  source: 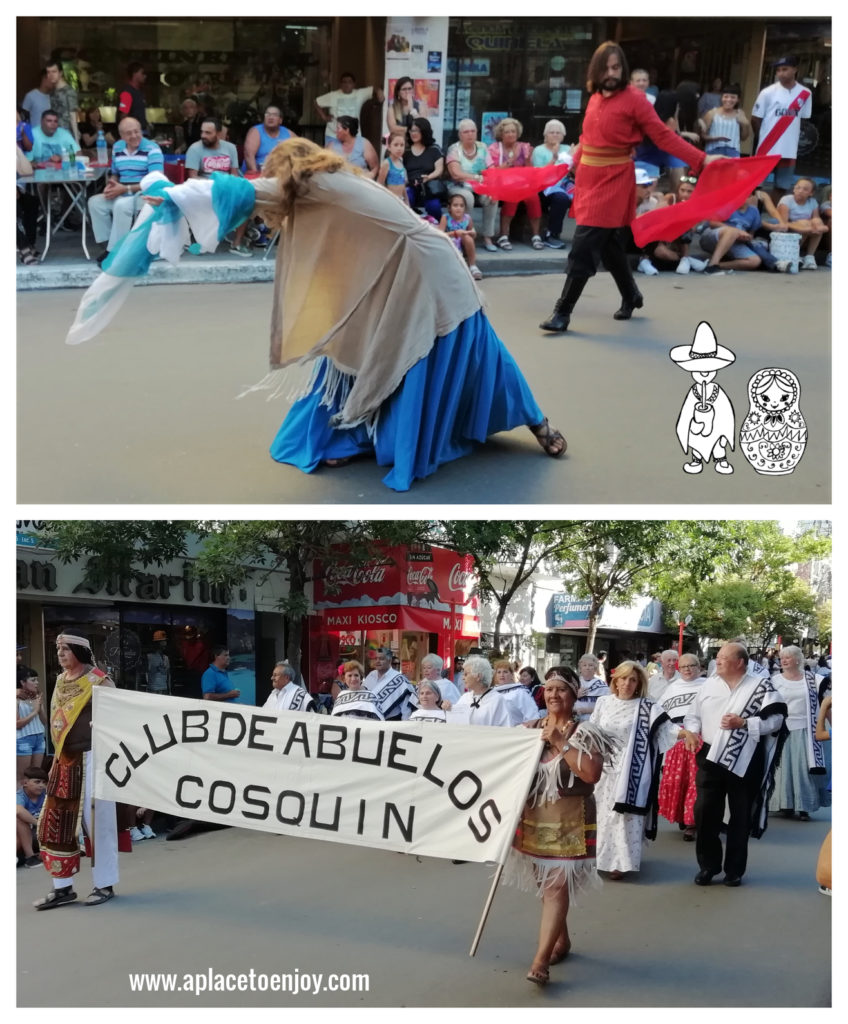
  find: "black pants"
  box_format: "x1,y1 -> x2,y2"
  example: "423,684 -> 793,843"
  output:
566,224 -> 638,299
17,190 -> 39,248
694,742 -> 764,878
542,191 -> 571,238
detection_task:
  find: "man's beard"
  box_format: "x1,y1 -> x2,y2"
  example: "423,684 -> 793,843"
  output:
601,76 -> 625,92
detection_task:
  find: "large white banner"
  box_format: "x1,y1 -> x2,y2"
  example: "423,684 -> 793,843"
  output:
92,689 -> 541,864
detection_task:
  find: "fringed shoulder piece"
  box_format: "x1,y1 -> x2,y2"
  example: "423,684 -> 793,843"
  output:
570,721 -> 619,768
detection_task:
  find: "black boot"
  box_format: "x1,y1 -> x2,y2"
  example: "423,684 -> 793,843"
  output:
613,289 -> 644,320
539,276 -> 587,332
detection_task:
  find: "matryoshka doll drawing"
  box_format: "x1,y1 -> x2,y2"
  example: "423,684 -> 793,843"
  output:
739,367 -> 807,475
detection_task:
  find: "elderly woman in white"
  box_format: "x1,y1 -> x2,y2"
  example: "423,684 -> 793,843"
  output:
419,653 -> 461,705
445,118 -> 499,251
574,653 -> 610,722
409,679 -> 447,724
443,655 -> 510,726
768,646 -> 829,820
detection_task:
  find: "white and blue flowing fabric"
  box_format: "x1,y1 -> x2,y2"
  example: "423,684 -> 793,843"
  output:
66,172 -> 255,345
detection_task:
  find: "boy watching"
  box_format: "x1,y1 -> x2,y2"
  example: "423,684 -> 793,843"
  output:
17,766 -> 48,867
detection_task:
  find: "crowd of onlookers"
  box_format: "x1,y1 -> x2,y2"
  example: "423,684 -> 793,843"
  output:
17,58 -> 831,278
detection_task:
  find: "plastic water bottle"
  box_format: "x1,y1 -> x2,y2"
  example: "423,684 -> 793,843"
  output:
61,147 -> 71,174
96,129 -> 107,166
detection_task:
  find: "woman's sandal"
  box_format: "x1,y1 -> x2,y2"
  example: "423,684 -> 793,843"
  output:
549,938 -> 572,965
530,419 -> 567,458
83,886 -> 115,906
531,235 -> 545,250
19,247 -> 39,266
526,964 -> 550,987
496,235 -> 513,251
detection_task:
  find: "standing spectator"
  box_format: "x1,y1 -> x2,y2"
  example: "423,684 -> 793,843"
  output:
145,631 -> 170,694
17,671 -> 47,786
177,97 -> 204,153
314,72 -> 383,144
752,55 -> 812,201
683,642 -> 786,887
439,193 -> 482,280
201,646 -> 240,703
117,62 -> 149,134
242,105 -> 294,173
445,118 -> 499,252
630,68 -> 656,105
530,118 -> 574,249
45,59 -> 79,143
88,117 -> 163,264
29,109 -> 78,163
777,177 -> 828,270
700,83 -> 751,158
489,117 -> 543,250
17,766 -> 48,867
179,625 -> 210,699
386,76 -> 426,136
22,69 -> 53,130
698,77 -> 724,117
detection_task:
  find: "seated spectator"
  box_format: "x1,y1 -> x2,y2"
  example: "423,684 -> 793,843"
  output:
403,117 -> 445,220
129,806 -> 157,842
699,83 -> 751,158
16,765 -> 48,867
16,108 -> 33,152
17,145 -> 40,265
699,196 -> 791,274
78,105 -> 115,151
439,192 -> 482,280
29,109 -> 79,163
777,177 -> 828,271
750,187 -> 787,240
445,118 -> 498,252
185,116 -> 252,257
638,174 -> 707,275
624,165 -> 661,269
819,189 -> 831,267
488,117 -> 542,250
530,118 -> 574,249
177,97 -> 204,153
377,128 -> 409,203
88,116 -> 163,264
326,115 -> 378,178
242,105 -> 294,173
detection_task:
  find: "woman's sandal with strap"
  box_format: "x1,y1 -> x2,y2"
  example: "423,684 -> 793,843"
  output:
530,419 -> 567,458
526,965 -> 550,987
496,235 -> 513,251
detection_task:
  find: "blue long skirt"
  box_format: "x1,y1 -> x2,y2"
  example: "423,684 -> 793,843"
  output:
769,728 -> 831,814
269,309 -> 543,492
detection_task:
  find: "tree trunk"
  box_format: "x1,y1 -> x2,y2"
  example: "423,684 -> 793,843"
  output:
584,601 -> 602,656
493,601 -> 508,653
285,551 -> 307,677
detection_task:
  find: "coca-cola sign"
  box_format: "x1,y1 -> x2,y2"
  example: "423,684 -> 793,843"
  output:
406,566 -> 434,586
448,563 -> 473,592
324,562 -> 388,588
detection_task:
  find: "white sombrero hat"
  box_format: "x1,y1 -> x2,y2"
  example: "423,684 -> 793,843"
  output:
670,321 -> 736,371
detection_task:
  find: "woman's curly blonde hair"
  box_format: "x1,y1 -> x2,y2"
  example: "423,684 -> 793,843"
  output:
260,137 -> 362,229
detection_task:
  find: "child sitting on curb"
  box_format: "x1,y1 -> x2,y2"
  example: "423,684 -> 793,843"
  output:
439,192 -> 482,280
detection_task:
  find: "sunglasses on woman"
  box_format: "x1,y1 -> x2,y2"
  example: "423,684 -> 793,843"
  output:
680,175 -> 698,185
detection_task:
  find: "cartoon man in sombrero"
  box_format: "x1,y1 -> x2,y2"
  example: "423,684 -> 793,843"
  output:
670,321 -> 736,475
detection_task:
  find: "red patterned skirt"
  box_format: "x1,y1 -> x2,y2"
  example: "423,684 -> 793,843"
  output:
658,738 -> 701,826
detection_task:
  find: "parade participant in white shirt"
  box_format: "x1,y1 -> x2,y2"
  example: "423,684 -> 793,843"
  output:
574,653 -> 610,721
362,647 -> 414,720
492,660 -> 542,725
331,660 -> 384,720
683,642 -> 786,887
647,649 -> 681,701
262,662 -> 318,714
418,653 -> 461,706
444,655 -> 511,727
408,679 -> 447,724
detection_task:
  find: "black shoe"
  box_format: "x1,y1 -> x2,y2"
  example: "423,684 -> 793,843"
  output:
723,875 -> 742,887
23,854 -> 42,867
539,276 -> 586,332
539,304 -> 571,332
34,888 -> 78,910
694,870 -> 717,886
613,290 -> 644,320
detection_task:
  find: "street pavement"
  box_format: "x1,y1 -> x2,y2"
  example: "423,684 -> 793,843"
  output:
17,271 -> 830,504
16,808 -> 831,1007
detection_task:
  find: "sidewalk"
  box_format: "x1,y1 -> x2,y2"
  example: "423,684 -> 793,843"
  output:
15,207 -> 576,292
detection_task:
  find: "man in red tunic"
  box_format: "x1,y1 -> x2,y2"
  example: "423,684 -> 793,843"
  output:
540,42 -> 718,333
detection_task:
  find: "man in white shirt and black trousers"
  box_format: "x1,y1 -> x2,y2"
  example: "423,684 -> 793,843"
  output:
682,642 -> 786,887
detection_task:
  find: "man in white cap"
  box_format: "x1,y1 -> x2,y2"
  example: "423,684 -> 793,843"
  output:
670,321 -> 736,475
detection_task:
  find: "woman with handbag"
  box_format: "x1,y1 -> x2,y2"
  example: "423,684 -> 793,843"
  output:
403,117 -> 445,220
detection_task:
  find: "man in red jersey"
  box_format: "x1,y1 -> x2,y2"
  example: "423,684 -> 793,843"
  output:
540,42 -> 720,333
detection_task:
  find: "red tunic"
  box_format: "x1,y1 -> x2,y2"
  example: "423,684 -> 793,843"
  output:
573,85 -> 705,228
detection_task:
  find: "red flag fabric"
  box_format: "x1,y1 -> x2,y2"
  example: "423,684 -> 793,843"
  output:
471,163 -> 569,203
631,154 -> 780,248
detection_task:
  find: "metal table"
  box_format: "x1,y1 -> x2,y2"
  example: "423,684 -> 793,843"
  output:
17,165 -> 109,261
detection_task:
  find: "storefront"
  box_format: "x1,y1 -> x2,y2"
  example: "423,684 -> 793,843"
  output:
16,523 -> 289,711
545,593 -> 674,668
307,544 -> 479,688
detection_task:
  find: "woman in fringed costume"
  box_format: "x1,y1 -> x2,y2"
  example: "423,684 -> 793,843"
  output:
66,138 -> 566,492
768,646 -> 830,819
34,633 -> 122,909
503,665 -> 616,987
657,653 -> 705,841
